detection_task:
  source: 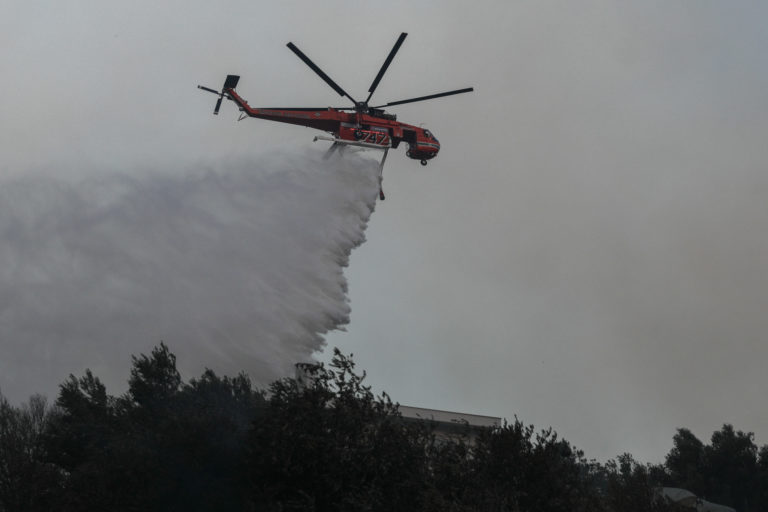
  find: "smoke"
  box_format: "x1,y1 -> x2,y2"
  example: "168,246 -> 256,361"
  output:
0,151 -> 380,403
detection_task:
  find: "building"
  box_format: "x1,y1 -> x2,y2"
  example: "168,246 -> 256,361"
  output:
659,487 -> 736,512
398,404 -> 501,443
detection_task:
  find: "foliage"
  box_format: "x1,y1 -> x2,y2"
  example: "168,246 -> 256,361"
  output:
248,349 -> 429,512
4,344 -> 764,511
44,343 -> 265,511
0,393 -> 62,512
661,424 -> 767,512
446,421 -> 604,512
600,454 -> 684,512
665,427 -> 706,494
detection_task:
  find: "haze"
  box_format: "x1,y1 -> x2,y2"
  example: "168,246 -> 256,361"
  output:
2,1 -> 768,462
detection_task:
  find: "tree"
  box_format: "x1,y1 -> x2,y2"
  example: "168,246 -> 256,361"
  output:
128,342 -> 182,408
421,433 -> 475,512
665,428 -> 706,495
45,343 -> 264,511
461,421 -> 605,512
601,454 -> 684,512
0,392 -> 62,512
248,349 -> 430,512
703,424 -> 759,512
756,445 -> 768,510
663,424 -> 765,512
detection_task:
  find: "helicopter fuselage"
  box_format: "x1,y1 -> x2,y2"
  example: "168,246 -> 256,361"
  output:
226,88 -> 440,163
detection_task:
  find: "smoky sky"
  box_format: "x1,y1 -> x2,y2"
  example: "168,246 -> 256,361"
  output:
0,152 -> 379,402
3,1 -> 768,462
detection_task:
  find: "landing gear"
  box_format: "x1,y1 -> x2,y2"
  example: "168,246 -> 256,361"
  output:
420,159 -> 428,166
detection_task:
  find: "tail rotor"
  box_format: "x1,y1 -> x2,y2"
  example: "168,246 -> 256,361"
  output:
197,75 -> 240,115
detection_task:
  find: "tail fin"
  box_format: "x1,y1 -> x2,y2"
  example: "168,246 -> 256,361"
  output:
223,74 -> 240,90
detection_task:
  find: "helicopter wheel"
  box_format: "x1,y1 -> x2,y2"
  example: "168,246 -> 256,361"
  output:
354,130 -> 363,140
420,159 -> 428,166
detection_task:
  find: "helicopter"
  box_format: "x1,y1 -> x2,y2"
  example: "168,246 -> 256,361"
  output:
198,33 -> 473,199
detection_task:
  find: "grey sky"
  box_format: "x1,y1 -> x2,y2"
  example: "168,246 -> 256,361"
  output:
2,1 -> 768,462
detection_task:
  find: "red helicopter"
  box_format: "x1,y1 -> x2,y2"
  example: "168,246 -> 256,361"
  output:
198,33 -> 473,199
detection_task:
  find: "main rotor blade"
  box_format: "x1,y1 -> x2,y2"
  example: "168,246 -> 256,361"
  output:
286,42 -> 357,104
373,87 -> 474,108
365,32 -> 407,104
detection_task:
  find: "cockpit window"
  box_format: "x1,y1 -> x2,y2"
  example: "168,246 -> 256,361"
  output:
423,130 -> 439,143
